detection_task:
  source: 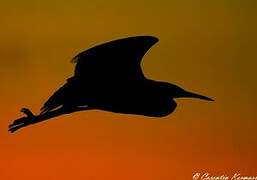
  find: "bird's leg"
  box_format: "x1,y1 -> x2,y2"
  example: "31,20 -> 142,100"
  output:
8,106 -> 91,133
8,108 -> 37,129
8,107 -> 70,133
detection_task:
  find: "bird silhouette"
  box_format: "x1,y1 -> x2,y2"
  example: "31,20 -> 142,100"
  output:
8,36 -> 214,133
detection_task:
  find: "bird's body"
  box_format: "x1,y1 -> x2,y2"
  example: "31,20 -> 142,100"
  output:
9,36 -> 214,133
41,77 -> 176,117
97,80 -> 172,117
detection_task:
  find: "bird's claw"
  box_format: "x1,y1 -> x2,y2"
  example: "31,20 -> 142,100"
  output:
8,108 -> 36,133
20,107 -> 35,117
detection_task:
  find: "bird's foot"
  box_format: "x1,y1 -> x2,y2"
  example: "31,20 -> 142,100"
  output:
20,108 -> 35,117
8,108 -> 36,133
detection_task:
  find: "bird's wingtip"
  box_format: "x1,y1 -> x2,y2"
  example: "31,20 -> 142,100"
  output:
140,35 -> 159,43
69,35 -> 159,64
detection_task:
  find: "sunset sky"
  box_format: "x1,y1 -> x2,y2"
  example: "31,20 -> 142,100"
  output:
1,0 -> 257,179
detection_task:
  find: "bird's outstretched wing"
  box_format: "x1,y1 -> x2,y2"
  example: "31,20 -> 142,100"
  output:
71,36 -> 158,83
40,36 -> 158,114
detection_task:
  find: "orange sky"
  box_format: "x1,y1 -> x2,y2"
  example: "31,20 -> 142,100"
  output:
1,0 -> 257,179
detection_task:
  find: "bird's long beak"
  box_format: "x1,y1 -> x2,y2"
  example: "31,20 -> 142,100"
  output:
182,90 -> 214,101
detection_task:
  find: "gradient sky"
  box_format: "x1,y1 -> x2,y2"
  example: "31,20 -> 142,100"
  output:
1,0 -> 257,179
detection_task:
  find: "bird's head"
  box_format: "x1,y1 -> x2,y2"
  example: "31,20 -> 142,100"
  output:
159,82 -> 214,101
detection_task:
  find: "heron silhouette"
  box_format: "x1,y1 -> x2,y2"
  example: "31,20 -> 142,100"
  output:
8,36 -> 214,133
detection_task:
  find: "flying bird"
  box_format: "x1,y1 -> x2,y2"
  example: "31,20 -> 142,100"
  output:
8,36 -> 214,133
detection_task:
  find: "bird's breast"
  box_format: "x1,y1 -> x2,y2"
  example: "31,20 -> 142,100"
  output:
96,91 -> 177,117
